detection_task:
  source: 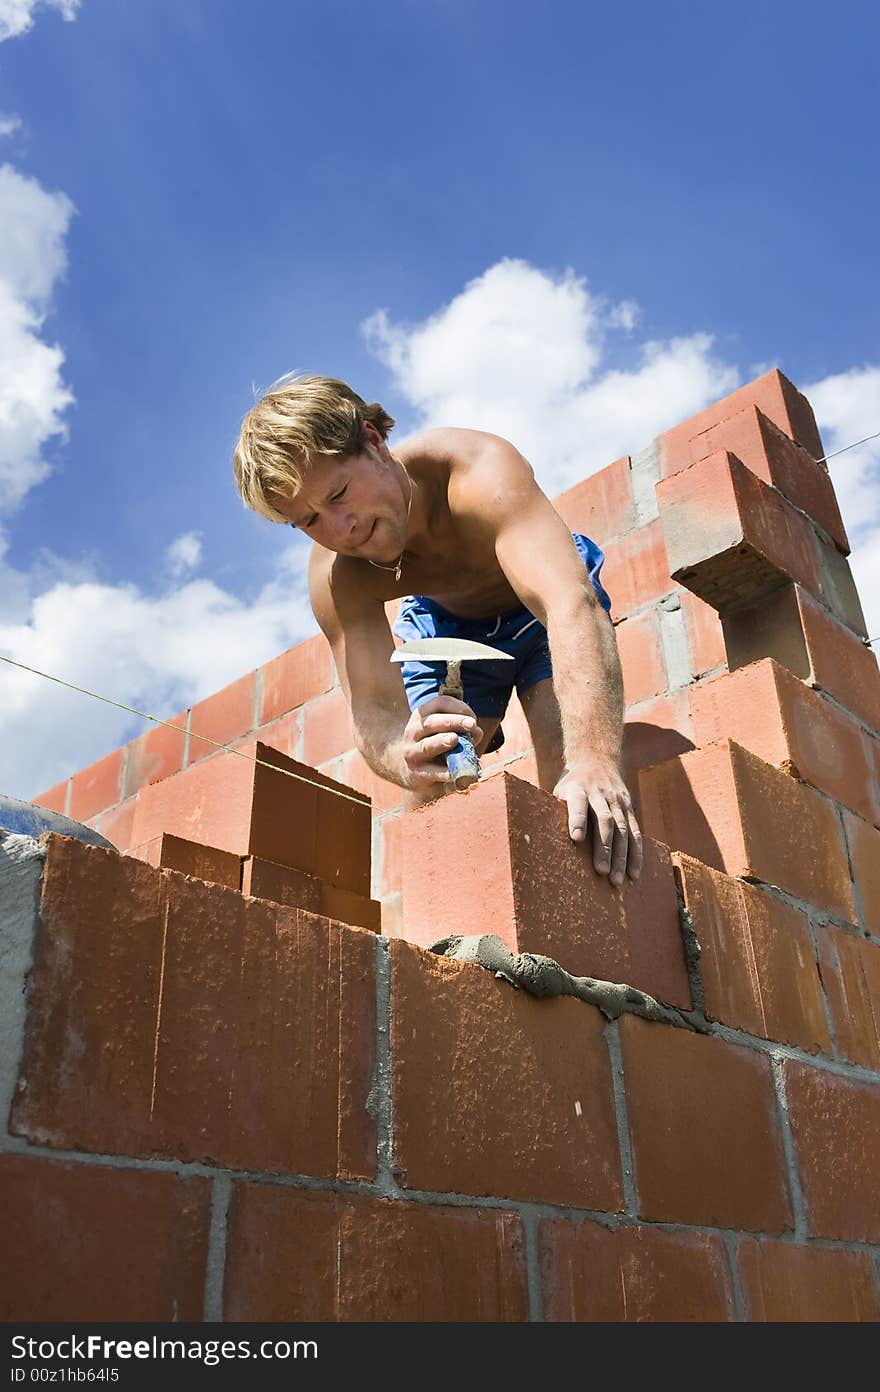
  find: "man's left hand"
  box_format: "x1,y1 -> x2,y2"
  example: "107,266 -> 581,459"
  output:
553,758 -> 643,886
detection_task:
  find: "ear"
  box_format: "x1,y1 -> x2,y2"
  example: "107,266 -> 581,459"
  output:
362,420 -> 387,454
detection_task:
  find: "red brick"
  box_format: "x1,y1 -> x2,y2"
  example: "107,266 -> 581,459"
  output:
259,632 -> 336,724
679,589 -> 727,678
224,1185 -> 528,1321
843,811 -> 880,934
130,741 -> 371,894
540,1219 -> 733,1322
690,406 -> 848,553
659,451 -> 822,612
783,1062 -> 880,1242
818,542 -> 867,636
616,610 -> 667,705
91,795 -> 137,852
620,1014 -> 792,1231
252,708 -> 301,759
401,773 -> 691,1007
658,369 -> 823,477
121,716 -> 187,799
391,940 -> 623,1208
552,455 -> 636,543
67,746 -> 124,822
301,685 -> 355,767
138,831 -> 242,888
691,659 -> 879,823
11,835 -> 377,1178
622,688 -> 695,789
723,584 -> 880,733
188,673 -> 255,761
601,518 -> 673,620
639,740 -> 857,921
0,1155 -> 210,1321
375,811 -> 403,900
674,854 -> 830,1052
243,854 -> 380,932
32,779 -> 69,814
380,891 -> 403,938
737,1237 -> 879,1321
816,926 -> 880,1069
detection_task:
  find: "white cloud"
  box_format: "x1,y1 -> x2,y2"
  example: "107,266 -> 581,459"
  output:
364,258 -> 739,496
365,256 -> 879,642
165,530 -> 203,579
0,163 -> 75,514
0,541 -> 315,800
805,365 -> 880,641
0,115 -> 23,137
0,0 -> 79,43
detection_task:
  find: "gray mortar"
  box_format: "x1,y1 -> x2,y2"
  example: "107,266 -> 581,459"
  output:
0,833 -> 45,1131
671,868 -> 706,1015
770,1055 -> 808,1239
629,442 -> 662,526
519,1207 -> 545,1322
605,1020 -> 639,1217
721,1232 -> 747,1321
657,592 -> 693,691
202,1174 -> 232,1321
805,916 -> 842,1059
366,935 -> 399,1196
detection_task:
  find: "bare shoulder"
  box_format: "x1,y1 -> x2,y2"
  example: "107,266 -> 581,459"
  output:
401,426 -> 538,512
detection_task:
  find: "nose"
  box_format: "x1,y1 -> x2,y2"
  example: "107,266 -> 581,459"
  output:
330,509 -> 358,545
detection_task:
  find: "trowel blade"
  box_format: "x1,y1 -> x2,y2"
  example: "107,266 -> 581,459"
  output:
390,637 -> 514,663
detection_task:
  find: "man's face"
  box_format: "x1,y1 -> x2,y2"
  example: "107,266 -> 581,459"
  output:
273,426 -> 409,562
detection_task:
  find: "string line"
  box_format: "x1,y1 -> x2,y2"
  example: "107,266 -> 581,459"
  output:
0,654 -> 370,807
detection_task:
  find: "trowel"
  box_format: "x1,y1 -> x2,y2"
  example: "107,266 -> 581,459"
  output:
391,637 -> 513,788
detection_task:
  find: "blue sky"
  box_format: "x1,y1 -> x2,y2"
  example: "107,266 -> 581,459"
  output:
1,0 -> 878,798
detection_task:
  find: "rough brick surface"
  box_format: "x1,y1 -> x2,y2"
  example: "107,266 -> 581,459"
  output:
258,633 -> 336,725
67,747 -> 124,823
679,590 -> 727,678
616,609 -> 668,705
737,1237 -> 879,1321
301,686 -> 356,767
243,854 -> 380,932
540,1219 -> 733,1321
121,718 -> 188,800
601,518 -> 672,619
391,940 -> 623,1209
620,1015 -> 793,1231
842,811 -> 880,934
639,740 -> 857,921
188,673 -> 255,761
658,369 -> 823,477
690,405 -> 848,553
815,927 -> 880,1070
691,659 -> 879,823
11,836 -> 377,1179
91,796 -> 137,852
675,854 -> 830,1053
723,583 -> 880,733
0,1155 -> 210,1321
224,1185 -> 529,1322
783,1062 -> 880,1242
402,773 -> 691,1007
622,688 -> 695,789
130,741 -> 371,894
659,450 -> 822,611
552,455 -> 635,543
135,831 -> 242,888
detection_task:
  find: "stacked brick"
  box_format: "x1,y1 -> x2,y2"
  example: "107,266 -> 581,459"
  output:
13,366 -> 879,1320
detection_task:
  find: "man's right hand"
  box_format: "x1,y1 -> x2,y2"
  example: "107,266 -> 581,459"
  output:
401,696 -> 483,790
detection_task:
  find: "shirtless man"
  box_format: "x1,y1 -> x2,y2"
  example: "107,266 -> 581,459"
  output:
233,374 -> 642,887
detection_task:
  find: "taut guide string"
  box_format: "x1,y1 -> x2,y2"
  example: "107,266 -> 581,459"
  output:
2,428 -> 880,784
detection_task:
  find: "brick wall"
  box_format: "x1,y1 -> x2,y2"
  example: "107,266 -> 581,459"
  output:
10,366 -> 879,1321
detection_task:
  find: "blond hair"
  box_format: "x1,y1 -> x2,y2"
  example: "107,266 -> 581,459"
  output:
232,372 -> 396,523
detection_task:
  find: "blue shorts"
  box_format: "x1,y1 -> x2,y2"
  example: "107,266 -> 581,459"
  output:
391,532 -> 611,753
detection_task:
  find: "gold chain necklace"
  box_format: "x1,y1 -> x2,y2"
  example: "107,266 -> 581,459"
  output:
368,458 -> 414,582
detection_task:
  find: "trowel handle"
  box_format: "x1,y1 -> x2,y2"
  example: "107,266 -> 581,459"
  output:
446,733 -> 481,788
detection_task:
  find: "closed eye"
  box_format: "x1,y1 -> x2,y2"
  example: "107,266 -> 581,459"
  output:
331,484 -> 348,501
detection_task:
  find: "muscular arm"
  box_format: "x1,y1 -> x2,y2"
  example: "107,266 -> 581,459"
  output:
308,547 -> 480,791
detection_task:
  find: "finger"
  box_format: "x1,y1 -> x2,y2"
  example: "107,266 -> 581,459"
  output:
609,808 -> 629,887
413,731 -> 476,762
417,713 -> 481,738
562,783 -> 589,843
416,696 -> 477,719
588,794 -> 615,875
626,807 -> 643,880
